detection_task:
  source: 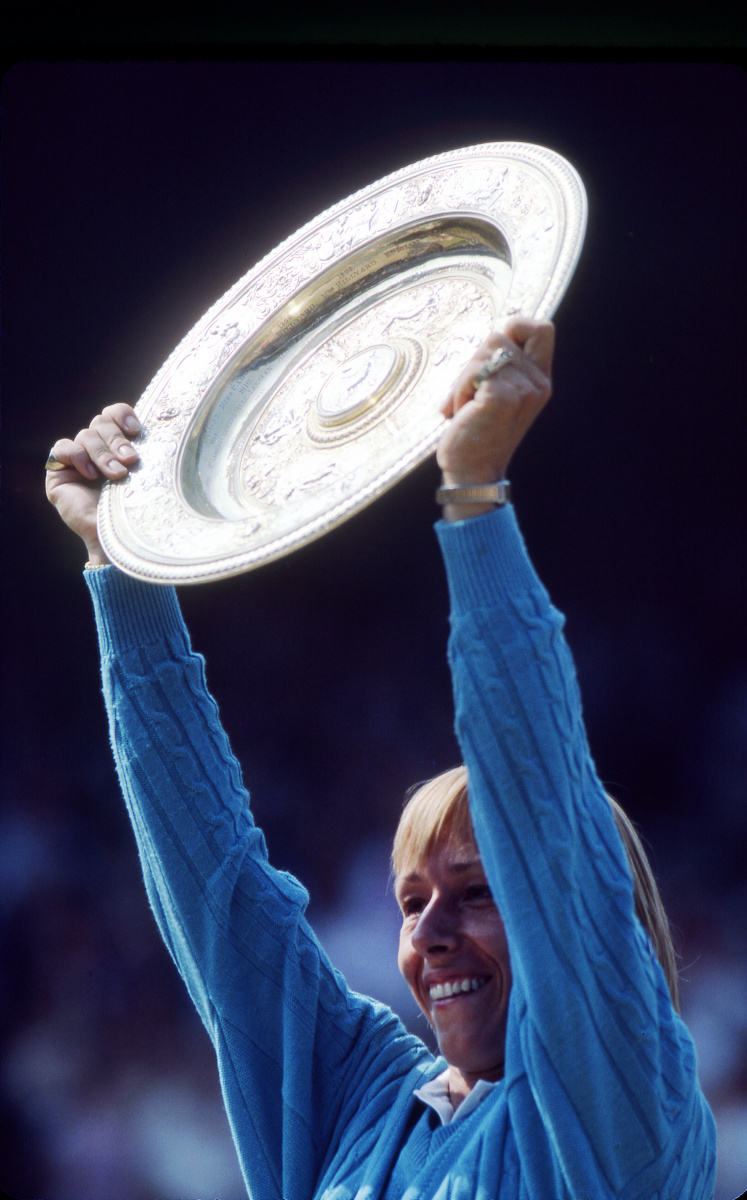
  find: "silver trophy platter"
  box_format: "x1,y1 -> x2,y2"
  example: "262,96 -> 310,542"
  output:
98,142 -> 586,583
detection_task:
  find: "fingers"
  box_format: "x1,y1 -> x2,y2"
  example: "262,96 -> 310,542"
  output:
49,404 -> 141,482
479,319 -> 554,395
436,319 -> 555,487
87,405 -> 141,478
441,319 -> 554,418
502,317 -> 555,377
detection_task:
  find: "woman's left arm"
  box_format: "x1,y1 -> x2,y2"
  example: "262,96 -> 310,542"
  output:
436,324 -> 716,1197
439,506 -> 715,1197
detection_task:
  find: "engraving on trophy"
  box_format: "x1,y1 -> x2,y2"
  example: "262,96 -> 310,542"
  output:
238,276 -> 491,522
315,344 -> 402,427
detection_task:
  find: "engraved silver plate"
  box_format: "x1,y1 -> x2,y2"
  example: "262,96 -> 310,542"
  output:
99,142 -> 586,583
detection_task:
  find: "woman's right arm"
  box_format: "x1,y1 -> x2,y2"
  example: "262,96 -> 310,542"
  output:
46,410 -> 425,1198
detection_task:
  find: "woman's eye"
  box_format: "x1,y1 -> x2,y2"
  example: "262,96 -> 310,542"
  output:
465,884 -> 493,903
401,897 -> 425,917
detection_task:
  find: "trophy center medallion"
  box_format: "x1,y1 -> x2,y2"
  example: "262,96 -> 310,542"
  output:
315,344 -> 402,428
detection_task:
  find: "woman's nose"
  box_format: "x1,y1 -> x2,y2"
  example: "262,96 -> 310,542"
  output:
411,898 -> 459,955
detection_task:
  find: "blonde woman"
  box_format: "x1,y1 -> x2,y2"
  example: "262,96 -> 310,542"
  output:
47,320 -> 716,1198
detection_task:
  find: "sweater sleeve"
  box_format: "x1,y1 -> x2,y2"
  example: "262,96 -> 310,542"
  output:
85,567 -> 426,1200
436,506 -> 716,1198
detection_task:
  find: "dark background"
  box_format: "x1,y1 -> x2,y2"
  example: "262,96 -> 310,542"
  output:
2,60 -> 746,1198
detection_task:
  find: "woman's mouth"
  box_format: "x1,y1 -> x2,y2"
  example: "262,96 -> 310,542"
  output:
429,976 -> 489,1001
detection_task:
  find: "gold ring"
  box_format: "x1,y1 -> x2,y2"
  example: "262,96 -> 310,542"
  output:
45,450 -> 66,472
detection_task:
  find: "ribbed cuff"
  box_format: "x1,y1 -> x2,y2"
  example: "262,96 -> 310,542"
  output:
435,504 -> 546,618
84,566 -> 189,659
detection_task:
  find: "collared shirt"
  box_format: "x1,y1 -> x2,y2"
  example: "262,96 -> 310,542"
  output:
414,1068 -> 499,1127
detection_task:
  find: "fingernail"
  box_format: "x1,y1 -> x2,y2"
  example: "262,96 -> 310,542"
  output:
108,459 -> 126,474
118,443 -> 137,458
124,416 -> 139,433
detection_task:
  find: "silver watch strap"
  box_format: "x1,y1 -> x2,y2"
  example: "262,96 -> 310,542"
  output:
436,481 -> 511,506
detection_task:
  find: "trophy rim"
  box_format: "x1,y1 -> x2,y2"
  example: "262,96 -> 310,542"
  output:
98,141 -> 587,584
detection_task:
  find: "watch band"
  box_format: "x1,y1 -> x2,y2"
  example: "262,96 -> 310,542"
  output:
436,481 -> 511,506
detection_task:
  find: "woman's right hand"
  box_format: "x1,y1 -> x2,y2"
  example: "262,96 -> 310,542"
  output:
45,403 -> 141,565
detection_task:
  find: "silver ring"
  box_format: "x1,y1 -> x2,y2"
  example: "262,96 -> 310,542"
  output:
473,346 -> 515,386
45,449 -> 66,472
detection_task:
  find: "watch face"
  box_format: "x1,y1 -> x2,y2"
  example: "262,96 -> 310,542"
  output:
99,142 -> 586,584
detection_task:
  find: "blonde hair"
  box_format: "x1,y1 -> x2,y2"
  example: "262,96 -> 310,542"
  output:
392,765 -> 680,1013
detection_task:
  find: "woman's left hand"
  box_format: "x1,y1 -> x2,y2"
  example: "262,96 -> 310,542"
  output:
437,318 -> 554,519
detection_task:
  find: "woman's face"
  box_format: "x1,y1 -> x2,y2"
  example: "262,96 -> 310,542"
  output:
395,833 -> 511,1095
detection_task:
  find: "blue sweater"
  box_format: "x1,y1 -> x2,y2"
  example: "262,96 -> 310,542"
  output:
86,505 -> 716,1200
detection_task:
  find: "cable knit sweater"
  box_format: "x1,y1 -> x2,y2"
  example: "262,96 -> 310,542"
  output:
85,505 -> 716,1200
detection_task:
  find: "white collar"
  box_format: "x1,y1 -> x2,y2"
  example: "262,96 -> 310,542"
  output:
414,1067 -> 499,1127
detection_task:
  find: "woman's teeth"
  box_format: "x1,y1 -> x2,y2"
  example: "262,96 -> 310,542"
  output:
429,977 -> 487,1001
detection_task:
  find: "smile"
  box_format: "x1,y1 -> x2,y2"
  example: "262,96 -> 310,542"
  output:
429,976 -> 489,1001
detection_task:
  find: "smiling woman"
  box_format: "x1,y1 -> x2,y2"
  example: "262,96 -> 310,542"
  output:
392,762 -> 683,1114
393,768 -> 512,1103
395,824 -> 512,1106
46,319 -> 716,1199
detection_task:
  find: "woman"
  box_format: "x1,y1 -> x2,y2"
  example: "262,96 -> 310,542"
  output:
46,320 -> 716,1198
